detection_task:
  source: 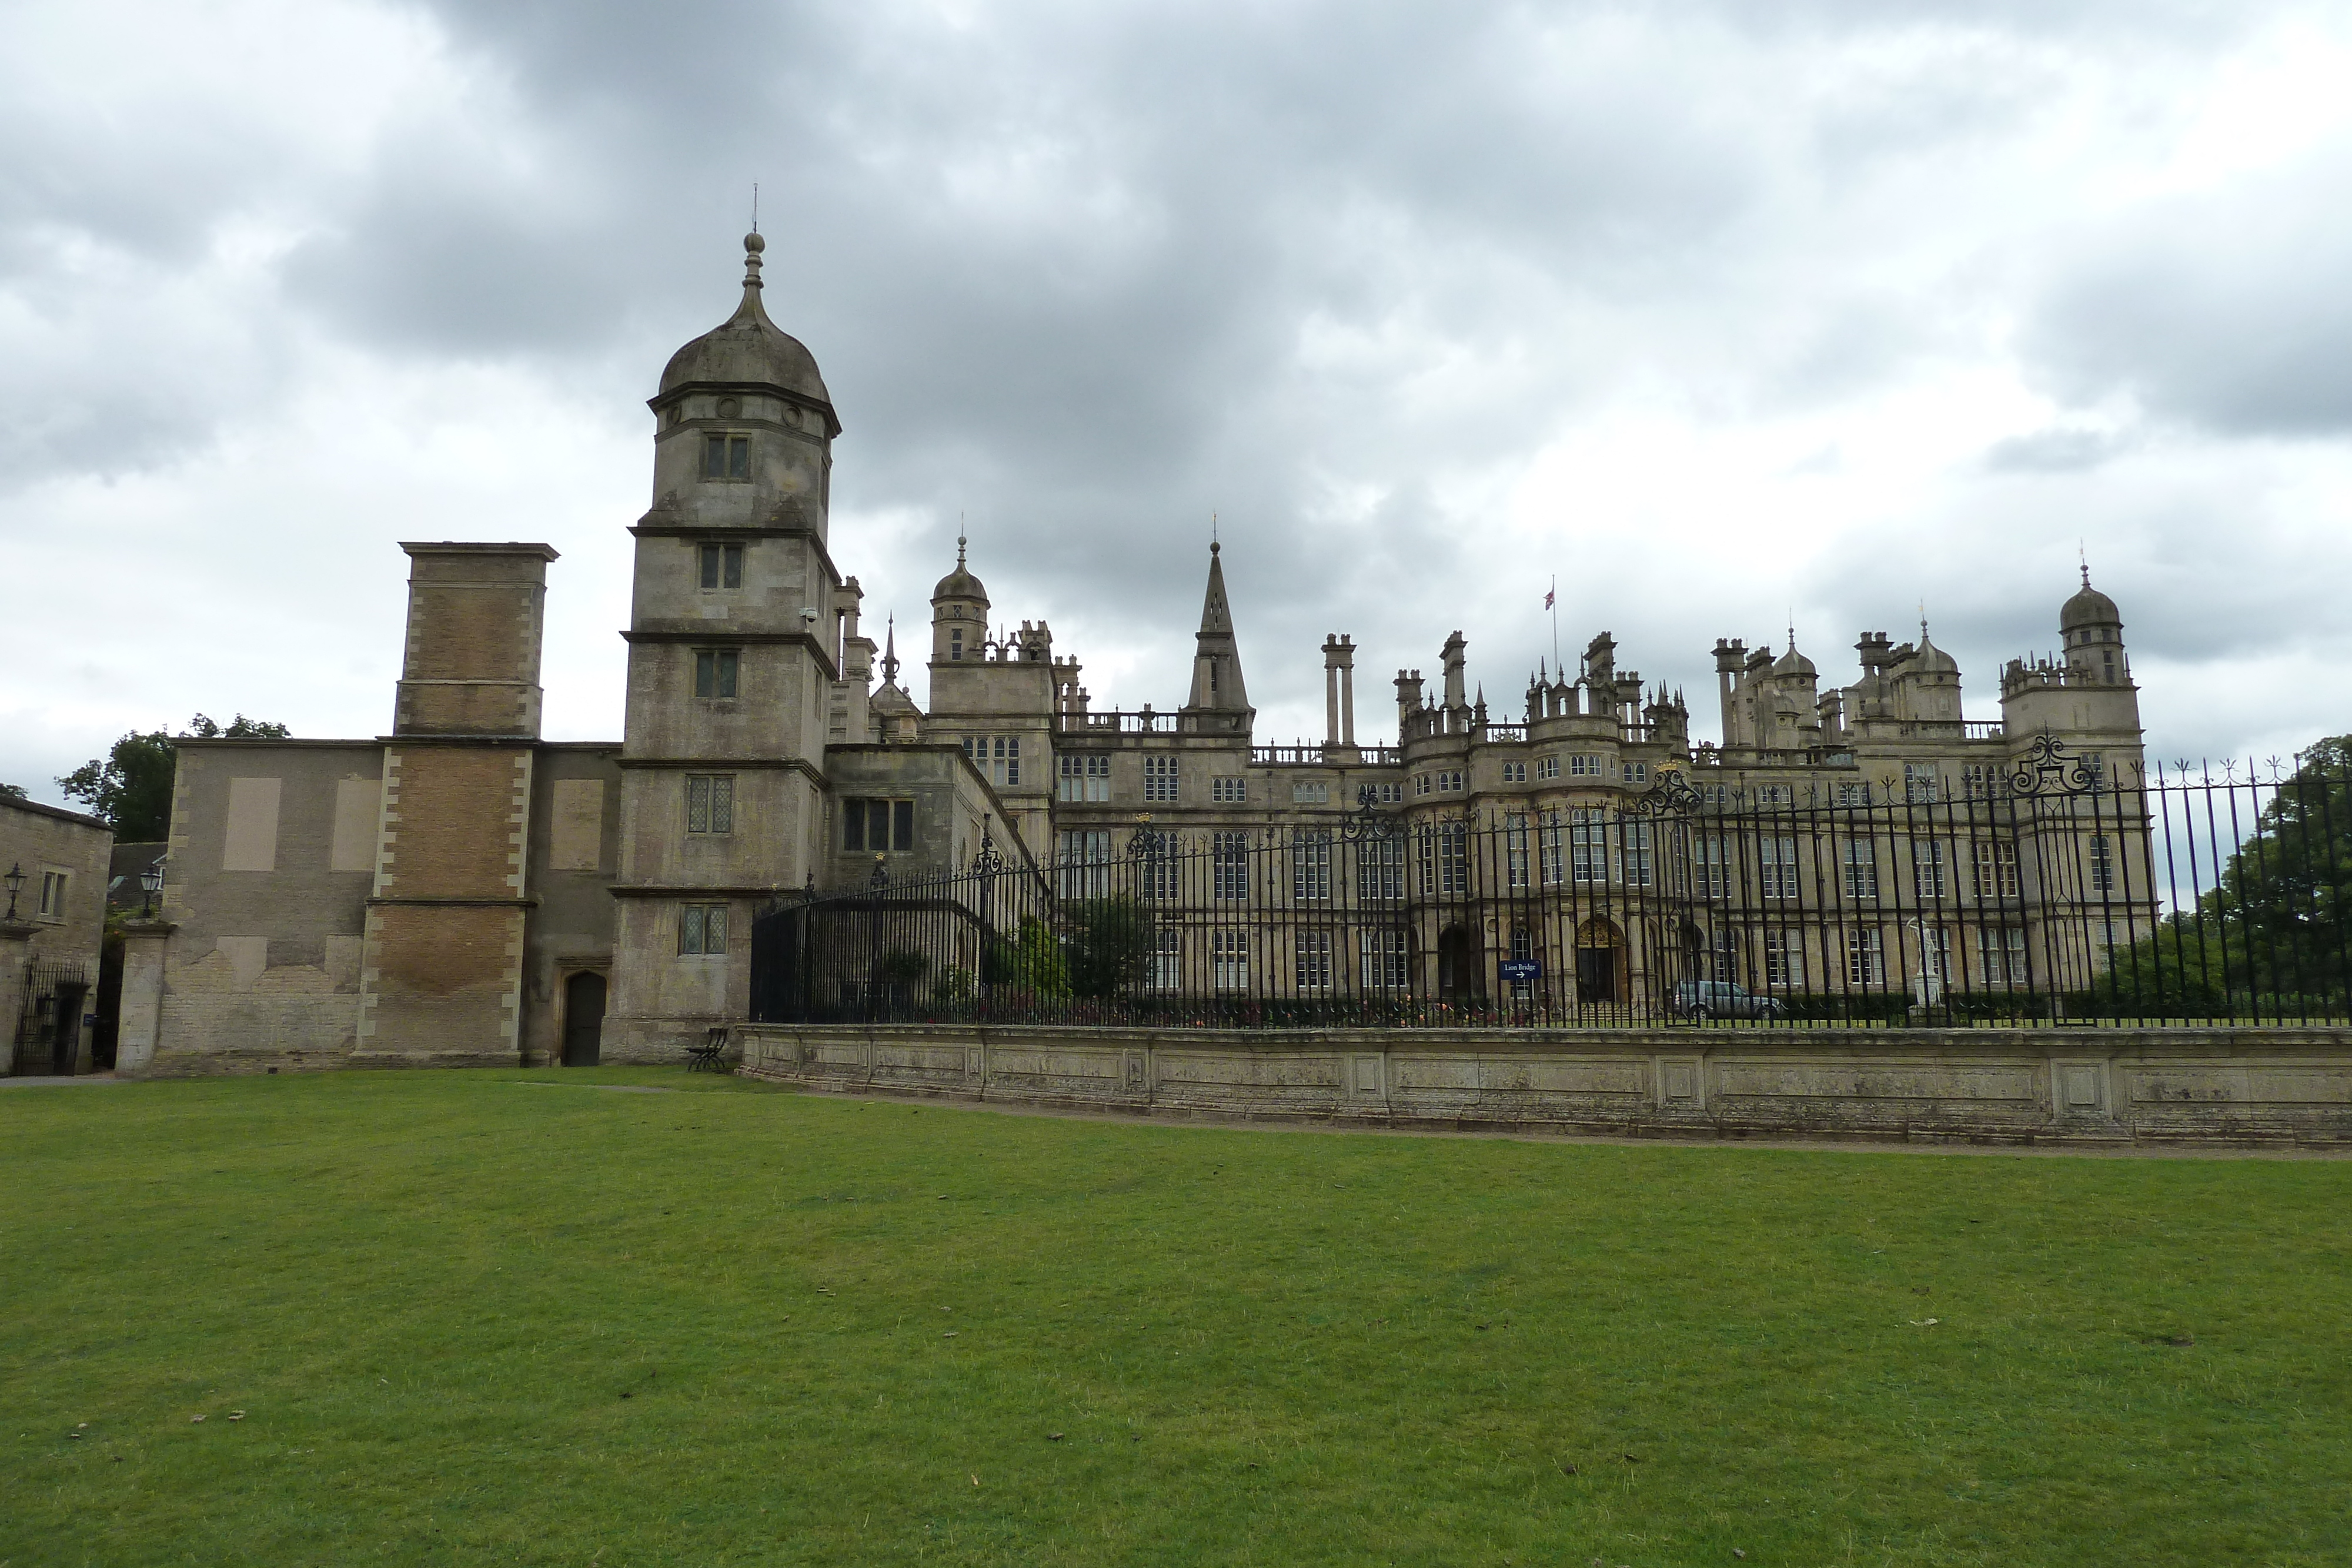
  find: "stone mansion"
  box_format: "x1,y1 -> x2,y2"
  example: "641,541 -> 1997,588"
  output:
119,235 -> 2145,1073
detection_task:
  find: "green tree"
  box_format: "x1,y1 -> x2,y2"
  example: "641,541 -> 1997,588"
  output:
984,915 -> 1070,998
58,714 -> 292,840
0,783 -> 25,800
1064,898 -> 1155,998
2100,735 -> 2351,1012
878,949 -> 929,984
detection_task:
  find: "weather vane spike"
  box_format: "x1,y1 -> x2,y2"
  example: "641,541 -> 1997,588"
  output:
751,181 -> 759,235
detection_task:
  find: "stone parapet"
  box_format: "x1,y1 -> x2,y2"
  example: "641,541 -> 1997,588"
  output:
734,1022 -> 2352,1147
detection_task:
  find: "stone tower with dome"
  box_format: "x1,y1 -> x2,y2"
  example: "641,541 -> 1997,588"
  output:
600,233 -> 1013,1057
922,540 -> 1060,855
1989,566 -> 2145,794
599,233 -> 847,1056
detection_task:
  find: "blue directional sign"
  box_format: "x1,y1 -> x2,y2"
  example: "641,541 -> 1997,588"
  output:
1498,959 -> 1542,983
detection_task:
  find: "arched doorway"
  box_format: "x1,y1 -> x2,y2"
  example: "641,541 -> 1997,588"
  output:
562,972 -> 607,1066
1574,918 -> 1626,1004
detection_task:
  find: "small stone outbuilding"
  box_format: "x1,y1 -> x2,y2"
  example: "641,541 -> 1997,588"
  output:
1,794 -> 113,1075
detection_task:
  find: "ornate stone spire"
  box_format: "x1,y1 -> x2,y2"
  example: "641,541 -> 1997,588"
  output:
1182,540 -> 1251,724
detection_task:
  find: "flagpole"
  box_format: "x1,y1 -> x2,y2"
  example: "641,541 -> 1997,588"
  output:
1549,574 -> 1559,673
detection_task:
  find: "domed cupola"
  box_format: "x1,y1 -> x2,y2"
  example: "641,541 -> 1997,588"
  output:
642,234 -> 841,539
2060,566 -> 2122,637
930,536 -> 991,664
654,233 -> 840,437
931,539 -> 989,607
1909,625 -> 1959,676
2059,565 -> 2130,684
1769,636 -> 1817,681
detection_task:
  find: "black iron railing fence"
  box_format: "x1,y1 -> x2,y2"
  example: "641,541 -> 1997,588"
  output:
748,737 -> 2352,1029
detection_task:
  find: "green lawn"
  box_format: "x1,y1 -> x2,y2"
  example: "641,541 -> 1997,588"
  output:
2,1071 -> 2347,1567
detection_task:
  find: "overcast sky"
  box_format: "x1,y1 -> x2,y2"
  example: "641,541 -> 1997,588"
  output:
5,0 -> 2350,804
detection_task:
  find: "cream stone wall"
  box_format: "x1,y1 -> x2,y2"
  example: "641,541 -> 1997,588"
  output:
647,393 -> 833,540
603,897 -> 741,1060
822,745 -> 1023,884
739,1022 -> 2352,1145
138,728 -> 619,1076
519,744 -> 622,1066
547,779 -> 604,872
148,740 -> 380,1074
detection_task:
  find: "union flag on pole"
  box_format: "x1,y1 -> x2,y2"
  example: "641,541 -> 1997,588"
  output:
1544,587 -> 1555,610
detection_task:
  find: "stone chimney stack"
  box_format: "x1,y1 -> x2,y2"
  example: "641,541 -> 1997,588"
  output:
392,543 -> 557,738
1713,637 -> 1746,750
361,541 -> 560,1068
1321,634 -> 1359,754
1323,636 -> 1342,746
1337,635 -> 1357,746
1396,668 -> 1424,734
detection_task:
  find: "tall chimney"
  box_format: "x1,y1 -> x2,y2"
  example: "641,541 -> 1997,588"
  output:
1322,634 -> 1344,747
1337,634 -> 1357,746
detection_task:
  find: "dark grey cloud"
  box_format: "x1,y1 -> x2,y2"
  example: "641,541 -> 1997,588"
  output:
3,0 -> 2348,802
1982,426 -> 2139,472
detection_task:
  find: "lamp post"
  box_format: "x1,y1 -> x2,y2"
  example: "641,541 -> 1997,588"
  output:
865,852 -> 888,1025
139,855 -> 166,919
2,862 -> 22,921
971,818 -> 1003,1021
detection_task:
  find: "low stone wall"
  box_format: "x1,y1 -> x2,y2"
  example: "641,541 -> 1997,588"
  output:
734,1022 -> 2352,1146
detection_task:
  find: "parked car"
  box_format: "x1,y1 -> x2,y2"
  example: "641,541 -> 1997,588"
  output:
1673,979 -> 1788,1021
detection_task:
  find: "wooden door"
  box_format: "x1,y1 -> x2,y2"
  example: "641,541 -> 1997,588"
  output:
562,972 -> 606,1066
